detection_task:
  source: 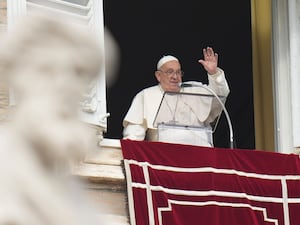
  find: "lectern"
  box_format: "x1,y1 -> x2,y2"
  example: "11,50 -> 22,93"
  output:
153,88 -> 227,147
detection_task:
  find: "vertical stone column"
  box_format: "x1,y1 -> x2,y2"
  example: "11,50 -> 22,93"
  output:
0,0 -> 6,27
0,0 -> 9,123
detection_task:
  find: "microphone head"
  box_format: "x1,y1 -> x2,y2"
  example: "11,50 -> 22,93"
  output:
179,82 -> 193,87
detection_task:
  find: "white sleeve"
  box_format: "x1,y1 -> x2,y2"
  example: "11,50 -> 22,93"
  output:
123,123 -> 147,140
207,68 -> 230,96
205,68 -> 230,123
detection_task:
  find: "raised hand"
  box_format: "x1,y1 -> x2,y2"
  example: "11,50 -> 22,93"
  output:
198,47 -> 218,75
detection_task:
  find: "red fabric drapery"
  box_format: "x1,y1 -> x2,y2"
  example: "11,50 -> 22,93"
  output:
121,140 -> 300,225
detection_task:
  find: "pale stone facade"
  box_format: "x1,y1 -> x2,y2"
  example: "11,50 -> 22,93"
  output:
0,4 -> 128,224
0,0 -> 6,27
0,0 -> 8,123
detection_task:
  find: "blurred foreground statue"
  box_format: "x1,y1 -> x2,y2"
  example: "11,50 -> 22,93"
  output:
0,14 -> 109,225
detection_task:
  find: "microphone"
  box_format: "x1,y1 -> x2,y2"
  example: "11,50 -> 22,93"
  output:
179,81 -> 203,88
179,82 -> 193,87
180,81 -> 234,149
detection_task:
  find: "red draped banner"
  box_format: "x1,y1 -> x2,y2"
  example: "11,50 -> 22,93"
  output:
120,140 -> 300,225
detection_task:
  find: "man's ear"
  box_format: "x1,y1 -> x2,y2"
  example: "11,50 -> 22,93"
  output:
155,71 -> 161,82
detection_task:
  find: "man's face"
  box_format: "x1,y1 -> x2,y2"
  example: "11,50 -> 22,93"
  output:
155,60 -> 183,92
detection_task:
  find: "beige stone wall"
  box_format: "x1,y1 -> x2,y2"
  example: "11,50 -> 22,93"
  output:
0,0 -> 9,122
0,81 -> 9,122
0,0 -> 7,25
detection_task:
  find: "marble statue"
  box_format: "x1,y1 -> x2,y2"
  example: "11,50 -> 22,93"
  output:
0,13 -> 111,225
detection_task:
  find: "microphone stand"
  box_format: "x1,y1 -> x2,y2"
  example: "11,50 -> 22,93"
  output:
181,81 -> 234,149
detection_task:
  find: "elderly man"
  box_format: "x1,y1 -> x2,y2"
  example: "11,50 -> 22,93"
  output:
122,47 -> 230,147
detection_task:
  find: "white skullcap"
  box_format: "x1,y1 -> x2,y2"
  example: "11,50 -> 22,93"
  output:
157,55 -> 179,70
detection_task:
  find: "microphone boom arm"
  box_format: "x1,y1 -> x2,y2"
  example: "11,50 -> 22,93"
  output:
181,81 -> 234,149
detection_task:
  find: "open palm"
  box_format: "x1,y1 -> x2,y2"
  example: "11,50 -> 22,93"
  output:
198,47 -> 218,75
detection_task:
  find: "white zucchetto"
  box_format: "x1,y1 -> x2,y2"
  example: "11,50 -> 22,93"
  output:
157,55 -> 179,70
